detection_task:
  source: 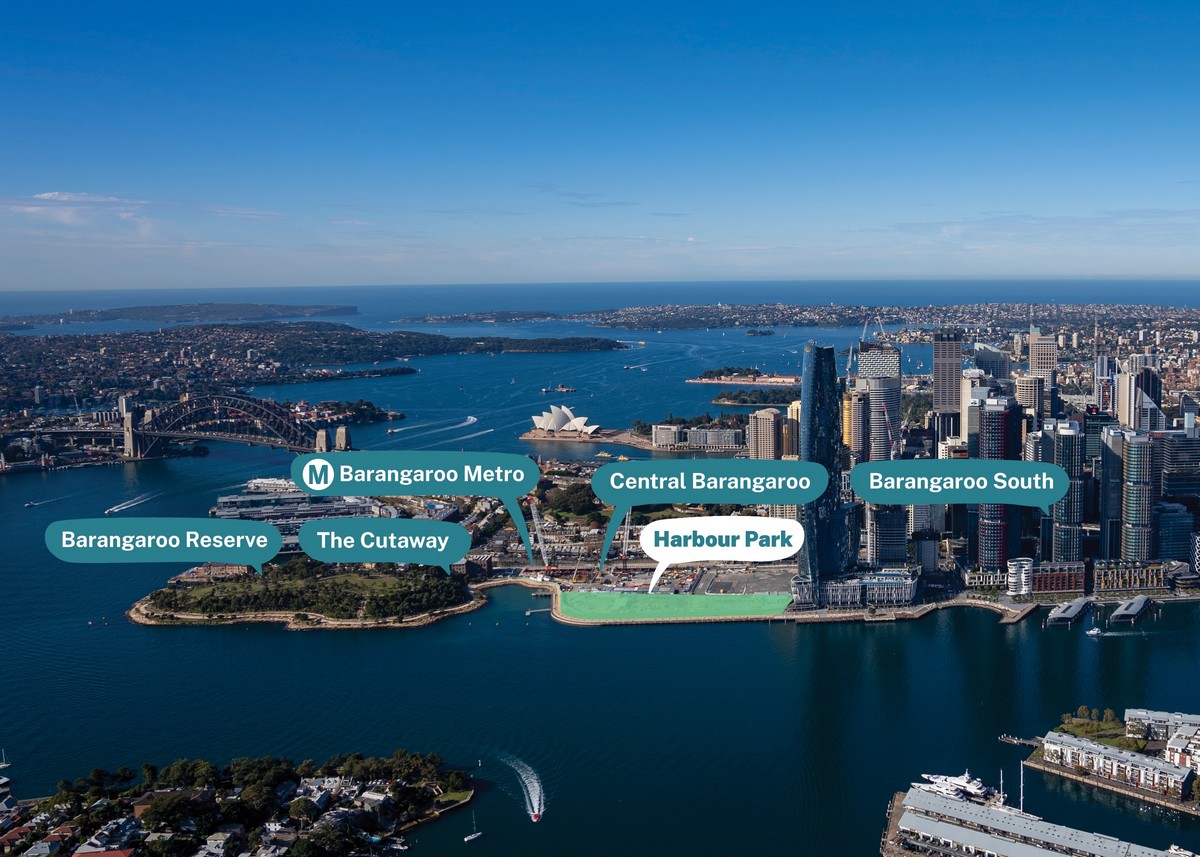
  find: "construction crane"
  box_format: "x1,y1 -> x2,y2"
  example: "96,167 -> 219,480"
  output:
620,508 -> 633,572
527,498 -> 551,570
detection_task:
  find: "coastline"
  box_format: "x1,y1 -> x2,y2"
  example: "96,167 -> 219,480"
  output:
685,375 -> 803,387
519,428 -> 657,450
128,578 -> 1200,632
127,587 -> 492,631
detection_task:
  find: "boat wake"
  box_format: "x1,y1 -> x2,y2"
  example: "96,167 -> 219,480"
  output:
423,428 -> 494,447
104,491 -> 164,515
499,753 -> 545,822
25,494 -> 73,507
392,416 -> 478,442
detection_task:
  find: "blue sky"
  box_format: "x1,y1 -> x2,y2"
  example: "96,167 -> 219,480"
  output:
3,1 -> 1200,289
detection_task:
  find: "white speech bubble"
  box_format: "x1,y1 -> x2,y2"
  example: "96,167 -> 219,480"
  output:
639,515 -> 806,593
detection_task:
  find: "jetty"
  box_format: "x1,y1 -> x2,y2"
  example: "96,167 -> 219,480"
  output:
1110,594 -> 1152,624
1045,597 -> 1090,626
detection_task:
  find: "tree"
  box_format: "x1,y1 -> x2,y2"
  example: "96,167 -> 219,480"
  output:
296,760 -> 316,778
1103,708 -> 1117,724
141,793 -> 193,830
1061,713 -> 1072,726
141,764 -> 159,788
1076,704 -> 1091,720
190,760 -> 219,788
290,798 -> 320,830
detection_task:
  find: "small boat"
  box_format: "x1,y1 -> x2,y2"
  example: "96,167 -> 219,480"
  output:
1086,627 -> 1103,638
24,501 -> 35,507
616,455 -> 630,461
464,811 -> 482,842
532,813 -> 541,823
0,749 -> 9,769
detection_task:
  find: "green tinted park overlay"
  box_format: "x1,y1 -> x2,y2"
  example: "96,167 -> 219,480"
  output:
558,591 -> 793,622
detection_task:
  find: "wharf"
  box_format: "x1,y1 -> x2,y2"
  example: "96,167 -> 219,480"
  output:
998,734 -> 1041,747
1046,597 -> 1090,626
1111,594 -> 1152,623
1023,756 -> 1200,817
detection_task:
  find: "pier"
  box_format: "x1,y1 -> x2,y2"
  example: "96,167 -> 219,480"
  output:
997,734 -> 1040,747
1110,594 -> 1152,624
1045,597 -> 1090,626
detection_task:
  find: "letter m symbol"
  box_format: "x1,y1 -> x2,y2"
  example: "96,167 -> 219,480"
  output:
302,459 -> 334,491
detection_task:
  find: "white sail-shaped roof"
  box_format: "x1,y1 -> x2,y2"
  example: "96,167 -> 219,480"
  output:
531,405 -> 599,434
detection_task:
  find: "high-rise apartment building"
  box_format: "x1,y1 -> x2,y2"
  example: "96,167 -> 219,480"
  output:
797,342 -> 849,601
932,330 -> 964,412
978,397 -> 1022,571
1121,434 -> 1154,561
747,408 -> 782,460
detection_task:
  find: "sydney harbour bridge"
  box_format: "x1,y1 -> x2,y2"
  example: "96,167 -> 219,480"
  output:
27,393 -> 349,458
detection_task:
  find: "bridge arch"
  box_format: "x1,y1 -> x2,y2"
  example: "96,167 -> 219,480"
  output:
136,394 -> 317,454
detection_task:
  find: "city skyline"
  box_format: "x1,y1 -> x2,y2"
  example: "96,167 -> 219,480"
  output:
5,3 -> 1200,289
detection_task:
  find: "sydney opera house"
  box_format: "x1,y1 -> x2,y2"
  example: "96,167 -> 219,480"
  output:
530,404 -> 600,435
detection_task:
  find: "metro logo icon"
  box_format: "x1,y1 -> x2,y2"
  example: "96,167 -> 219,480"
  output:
301,458 -> 335,491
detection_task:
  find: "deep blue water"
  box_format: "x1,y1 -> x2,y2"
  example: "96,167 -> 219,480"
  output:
3,283 -> 1200,854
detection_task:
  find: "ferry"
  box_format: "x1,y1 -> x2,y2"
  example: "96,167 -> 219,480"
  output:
595,451 -> 612,458
541,384 -> 576,394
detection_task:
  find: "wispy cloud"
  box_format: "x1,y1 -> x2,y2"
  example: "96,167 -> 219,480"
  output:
531,182 -> 638,208
889,209 -> 1200,248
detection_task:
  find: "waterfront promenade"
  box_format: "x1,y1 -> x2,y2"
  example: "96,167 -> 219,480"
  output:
1024,755 -> 1200,818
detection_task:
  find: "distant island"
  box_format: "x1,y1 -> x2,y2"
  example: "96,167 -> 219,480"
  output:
686,368 -> 803,387
0,302 -> 357,329
711,387 -> 802,405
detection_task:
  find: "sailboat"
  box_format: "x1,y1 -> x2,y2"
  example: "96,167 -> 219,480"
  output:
464,811 -> 482,842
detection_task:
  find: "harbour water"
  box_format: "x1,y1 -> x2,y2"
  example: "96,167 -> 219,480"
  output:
4,282 -> 1200,853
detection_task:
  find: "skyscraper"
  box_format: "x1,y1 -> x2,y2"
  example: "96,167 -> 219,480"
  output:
783,400 -> 801,458
1045,420 -> 1083,562
797,342 -> 848,601
1121,434 -> 1153,561
747,408 -> 782,460
1027,326 -> 1058,382
859,341 -> 901,462
973,343 -> 1010,380
866,376 -> 902,461
932,330 -> 964,412
843,387 -> 870,467
1015,376 -> 1044,423
1098,425 -> 1126,559
866,502 -> 908,565
1153,502 -> 1194,561
978,397 -> 1022,572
